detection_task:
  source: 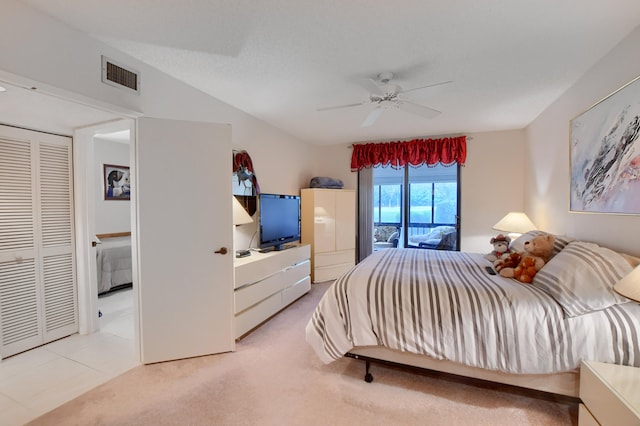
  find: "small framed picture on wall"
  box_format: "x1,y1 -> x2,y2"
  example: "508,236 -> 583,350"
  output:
103,164 -> 130,200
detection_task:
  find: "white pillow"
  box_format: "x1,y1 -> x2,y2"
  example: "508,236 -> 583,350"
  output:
532,241 -> 631,317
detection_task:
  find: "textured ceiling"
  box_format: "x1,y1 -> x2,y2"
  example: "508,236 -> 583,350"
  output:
18,0 -> 640,145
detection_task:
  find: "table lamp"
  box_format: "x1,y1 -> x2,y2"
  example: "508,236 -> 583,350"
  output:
492,211 -> 537,239
233,196 -> 253,226
614,265 -> 640,303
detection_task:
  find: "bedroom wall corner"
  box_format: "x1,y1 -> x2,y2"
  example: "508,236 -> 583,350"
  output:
230,125 -> 316,251
309,143 -> 356,190
461,130 -> 526,253
525,25 -> 640,257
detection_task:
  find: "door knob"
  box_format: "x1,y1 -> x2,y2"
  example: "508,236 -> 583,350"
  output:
214,247 -> 228,255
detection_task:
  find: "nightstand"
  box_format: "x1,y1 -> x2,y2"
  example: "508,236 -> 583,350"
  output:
579,360 -> 640,425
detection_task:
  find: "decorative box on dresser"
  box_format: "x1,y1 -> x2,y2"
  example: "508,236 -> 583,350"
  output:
233,244 -> 311,339
579,360 -> 640,425
301,188 -> 356,283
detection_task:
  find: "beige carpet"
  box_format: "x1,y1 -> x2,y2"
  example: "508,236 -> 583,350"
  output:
29,282 -> 577,426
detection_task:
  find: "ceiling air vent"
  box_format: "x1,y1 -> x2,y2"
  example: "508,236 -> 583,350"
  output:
101,56 -> 140,94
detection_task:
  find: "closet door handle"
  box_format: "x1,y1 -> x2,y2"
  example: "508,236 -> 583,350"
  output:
214,247 -> 228,255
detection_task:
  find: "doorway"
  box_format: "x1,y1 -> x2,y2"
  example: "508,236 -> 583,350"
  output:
92,126 -> 135,345
372,163 -> 460,251
0,77 -> 140,358
2,73 -> 236,363
0,92 -> 139,421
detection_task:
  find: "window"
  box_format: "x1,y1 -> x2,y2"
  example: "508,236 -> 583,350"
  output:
374,184 -> 402,225
373,164 -> 459,250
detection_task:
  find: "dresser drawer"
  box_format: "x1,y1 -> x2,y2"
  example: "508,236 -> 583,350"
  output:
234,272 -> 283,314
282,276 -> 311,306
314,249 -> 354,268
314,262 -> 353,282
284,259 -> 311,286
578,404 -> 598,426
235,292 -> 281,338
280,244 -> 311,268
234,255 -> 280,289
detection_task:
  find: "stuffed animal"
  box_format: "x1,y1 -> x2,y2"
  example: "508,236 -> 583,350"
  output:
496,233 -> 555,284
494,252 -> 521,274
484,234 -> 512,262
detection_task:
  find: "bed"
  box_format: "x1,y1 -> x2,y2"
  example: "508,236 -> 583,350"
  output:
96,233 -> 133,295
305,231 -> 640,397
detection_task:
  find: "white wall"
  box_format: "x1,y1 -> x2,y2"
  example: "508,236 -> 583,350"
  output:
0,1 -> 316,253
94,138 -> 130,234
526,25 -> 640,257
311,143 -> 356,189
312,130 -> 527,253
461,130 -> 526,252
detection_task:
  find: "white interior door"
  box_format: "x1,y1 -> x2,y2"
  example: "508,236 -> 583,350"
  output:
136,117 -> 234,364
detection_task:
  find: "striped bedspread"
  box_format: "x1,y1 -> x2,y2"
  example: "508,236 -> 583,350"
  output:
305,248 -> 640,374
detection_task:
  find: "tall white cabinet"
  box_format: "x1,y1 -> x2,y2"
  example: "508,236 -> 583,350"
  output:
301,188 -> 356,283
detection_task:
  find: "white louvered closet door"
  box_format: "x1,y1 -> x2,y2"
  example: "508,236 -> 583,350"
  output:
0,125 -> 77,359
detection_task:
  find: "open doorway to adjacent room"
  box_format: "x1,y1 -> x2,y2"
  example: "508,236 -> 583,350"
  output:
92,126 -> 135,344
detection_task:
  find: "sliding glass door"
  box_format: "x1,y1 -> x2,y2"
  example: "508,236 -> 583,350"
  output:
373,164 -> 460,251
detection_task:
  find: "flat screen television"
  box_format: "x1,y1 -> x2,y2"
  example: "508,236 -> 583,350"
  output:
259,193 -> 301,251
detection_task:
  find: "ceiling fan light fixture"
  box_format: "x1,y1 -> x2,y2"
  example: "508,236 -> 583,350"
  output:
317,70 -> 450,124
377,71 -> 394,84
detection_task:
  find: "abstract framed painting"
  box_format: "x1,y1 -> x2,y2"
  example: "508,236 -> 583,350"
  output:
103,164 -> 130,200
570,75 -> 640,214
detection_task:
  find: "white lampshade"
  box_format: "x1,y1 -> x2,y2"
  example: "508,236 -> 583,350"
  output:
614,266 -> 640,303
233,197 -> 253,225
492,212 -> 537,234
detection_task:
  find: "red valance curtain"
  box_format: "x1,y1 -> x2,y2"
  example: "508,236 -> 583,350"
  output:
350,136 -> 467,171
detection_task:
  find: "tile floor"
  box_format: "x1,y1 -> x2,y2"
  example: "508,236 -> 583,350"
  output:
0,287 -> 138,425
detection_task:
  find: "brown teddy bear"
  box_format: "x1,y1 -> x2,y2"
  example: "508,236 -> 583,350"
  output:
484,234 -> 512,262
494,252 -> 521,274
495,233 -> 555,284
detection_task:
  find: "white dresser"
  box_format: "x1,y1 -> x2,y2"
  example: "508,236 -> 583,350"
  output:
301,188 -> 356,283
233,244 -> 311,339
579,360 -> 640,425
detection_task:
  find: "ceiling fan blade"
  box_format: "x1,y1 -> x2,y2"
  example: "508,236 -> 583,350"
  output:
399,101 -> 441,119
317,101 -> 366,112
402,80 -> 452,95
357,78 -> 384,96
361,107 -> 384,127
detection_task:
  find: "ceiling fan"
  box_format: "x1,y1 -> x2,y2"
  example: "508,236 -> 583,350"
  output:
317,72 -> 452,127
